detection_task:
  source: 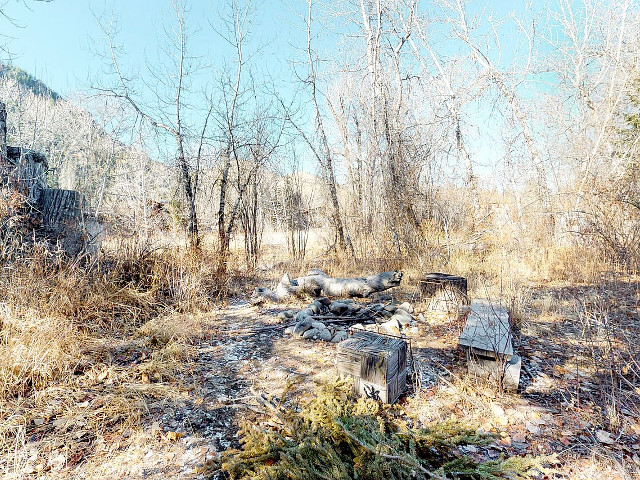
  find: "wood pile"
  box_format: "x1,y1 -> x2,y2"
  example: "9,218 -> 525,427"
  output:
0,102 -> 103,257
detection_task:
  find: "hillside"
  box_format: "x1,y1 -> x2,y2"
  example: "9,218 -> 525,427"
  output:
0,62 -> 60,100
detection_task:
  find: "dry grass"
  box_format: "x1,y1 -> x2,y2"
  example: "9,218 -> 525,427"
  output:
0,233 -> 255,477
0,213 -> 638,479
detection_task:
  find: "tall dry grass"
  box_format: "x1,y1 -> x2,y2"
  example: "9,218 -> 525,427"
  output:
0,231 -> 252,476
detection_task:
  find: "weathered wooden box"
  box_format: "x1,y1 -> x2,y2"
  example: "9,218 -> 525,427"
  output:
420,273 -> 469,313
336,331 -> 407,404
459,299 -> 521,392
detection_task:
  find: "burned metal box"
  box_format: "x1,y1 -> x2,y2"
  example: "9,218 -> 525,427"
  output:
336,331 -> 407,404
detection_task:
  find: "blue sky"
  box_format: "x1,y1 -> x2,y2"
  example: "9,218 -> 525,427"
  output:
2,0 -> 543,97
1,0 -> 562,184
2,0 -> 309,96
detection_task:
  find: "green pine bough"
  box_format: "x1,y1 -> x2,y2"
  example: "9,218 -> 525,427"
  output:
220,380 -> 556,480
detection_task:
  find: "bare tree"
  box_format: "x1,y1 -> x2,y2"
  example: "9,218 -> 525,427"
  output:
213,0 -> 287,270
94,1 -> 210,249
294,0 -> 350,255
399,8 -> 481,228
442,0 -> 553,229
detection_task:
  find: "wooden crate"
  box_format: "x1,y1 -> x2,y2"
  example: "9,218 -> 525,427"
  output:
420,273 -> 469,312
459,299 -> 521,392
336,331 -> 407,404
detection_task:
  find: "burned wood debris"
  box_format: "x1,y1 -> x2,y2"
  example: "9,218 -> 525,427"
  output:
280,297 -> 420,342
0,102 -> 103,257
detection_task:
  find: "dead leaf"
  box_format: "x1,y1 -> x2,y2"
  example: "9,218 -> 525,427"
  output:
490,403 -> 505,417
166,431 -> 183,442
595,429 -> 615,445
554,365 -> 569,376
48,453 -> 66,471
495,416 -> 509,426
525,422 -> 541,435
52,418 -> 67,429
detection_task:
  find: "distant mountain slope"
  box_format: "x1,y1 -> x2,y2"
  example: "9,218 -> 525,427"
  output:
0,62 -> 60,100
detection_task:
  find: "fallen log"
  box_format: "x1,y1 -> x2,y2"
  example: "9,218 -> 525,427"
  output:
251,269 -> 402,304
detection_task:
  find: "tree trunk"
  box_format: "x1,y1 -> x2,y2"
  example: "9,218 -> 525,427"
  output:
177,138 -> 199,249
0,102 -> 7,166
307,0 -> 348,253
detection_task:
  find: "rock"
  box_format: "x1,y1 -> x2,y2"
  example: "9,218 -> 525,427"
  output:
292,317 -> 314,337
351,323 -> 365,331
311,300 -> 326,313
308,303 -> 320,314
397,302 -> 413,314
317,329 -> 332,341
311,321 -> 326,330
390,312 -> 412,327
318,297 -> 331,306
383,304 -> 397,313
277,310 -> 296,320
330,302 -> 349,315
331,330 -> 348,343
302,328 -> 320,340
346,302 -> 360,312
379,320 -> 402,337
407,326 -> 420,335
295,311 -> 312,322
284,326 -> 294,335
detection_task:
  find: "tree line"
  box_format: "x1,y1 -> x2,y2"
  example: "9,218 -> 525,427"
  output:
2,0 -> 640,270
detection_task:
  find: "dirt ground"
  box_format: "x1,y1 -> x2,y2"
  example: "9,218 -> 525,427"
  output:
7,277 -> 640,479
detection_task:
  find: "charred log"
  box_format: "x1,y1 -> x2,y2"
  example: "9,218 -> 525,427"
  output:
251,269 -> 403,304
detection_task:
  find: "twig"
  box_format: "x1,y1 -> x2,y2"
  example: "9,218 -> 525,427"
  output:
335,419 -> 447,480
521,361 -> 536,380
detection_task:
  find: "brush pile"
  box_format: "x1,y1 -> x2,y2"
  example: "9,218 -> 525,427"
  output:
221,380 -> 556,480
280,298 -> 421,343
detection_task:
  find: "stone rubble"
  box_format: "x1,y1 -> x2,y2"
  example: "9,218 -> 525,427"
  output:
281,297 -> 420,343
